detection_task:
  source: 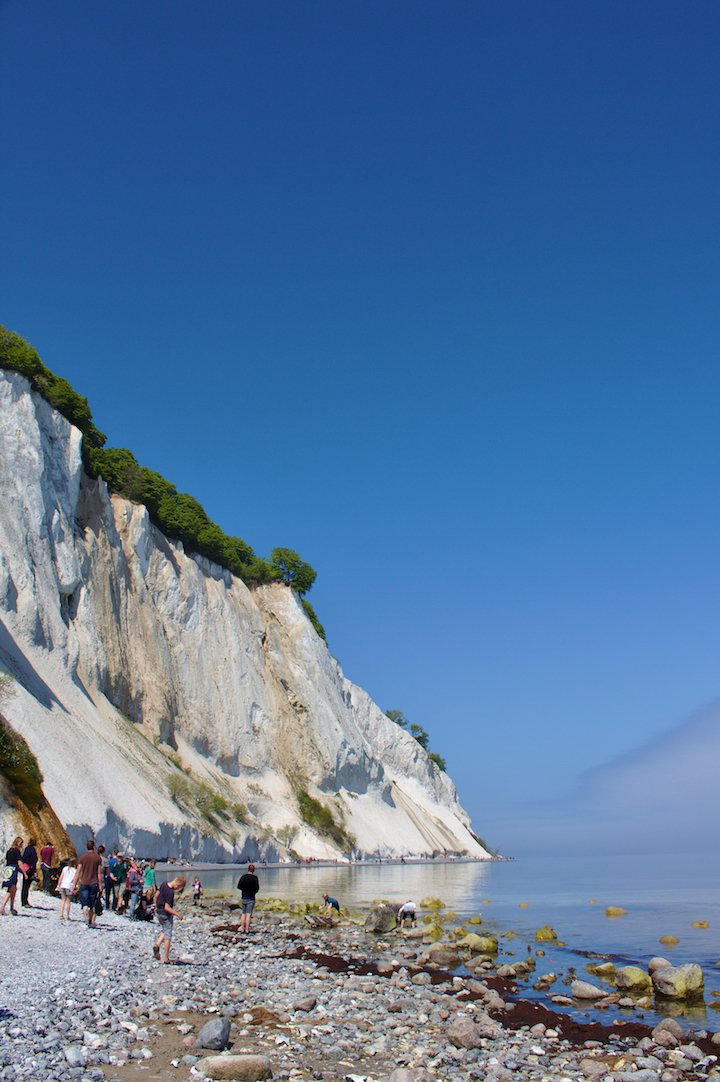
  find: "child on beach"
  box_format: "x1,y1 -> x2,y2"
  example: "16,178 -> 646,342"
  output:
322,892 -> 340,918
153,875 -> 185,964
57,858 -> 77,920
192,877 -> 203,905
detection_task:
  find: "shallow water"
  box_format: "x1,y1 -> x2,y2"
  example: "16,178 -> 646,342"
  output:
162,852 -> 720,1028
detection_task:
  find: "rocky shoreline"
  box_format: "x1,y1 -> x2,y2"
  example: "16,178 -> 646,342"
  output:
0,893 -> 718,1082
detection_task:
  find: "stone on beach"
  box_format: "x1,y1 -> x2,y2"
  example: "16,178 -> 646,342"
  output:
571,980 -> 608,1000
364,905 -> 398,933
535,924 -> 557,941
197,1017 -> 232,1050
615,966 -> 652,992
648,956 -> 672,973
651,963 -> 704,1000
605,906 -> 628,917
195,1054 -> 273,1080
659,935 -> 680,945
455,932 -> 498,953
420,943 -> 461,967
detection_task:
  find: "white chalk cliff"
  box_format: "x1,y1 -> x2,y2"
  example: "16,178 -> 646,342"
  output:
0,369 -> 487,860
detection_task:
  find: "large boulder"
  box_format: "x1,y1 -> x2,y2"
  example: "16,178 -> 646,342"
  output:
615,966 -> 652,992
421,943 -> 461,968
456,933 -> 498,954
364,904 -> 398,933
197,1017 -> 231,1051
652,963 -> 704,1000
195,1055 -> 273,1080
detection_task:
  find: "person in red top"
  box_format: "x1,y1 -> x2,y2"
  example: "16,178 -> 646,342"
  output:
39,841 -> 55,893
76,840 -> 103,927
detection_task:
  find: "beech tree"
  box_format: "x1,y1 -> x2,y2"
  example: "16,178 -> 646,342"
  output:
270,548 -> 317,595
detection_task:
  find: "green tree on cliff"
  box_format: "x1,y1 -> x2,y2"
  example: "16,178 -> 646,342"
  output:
270,549 -> 317,595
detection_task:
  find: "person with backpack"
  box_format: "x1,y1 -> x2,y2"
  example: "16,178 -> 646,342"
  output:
114,854 -> 129,913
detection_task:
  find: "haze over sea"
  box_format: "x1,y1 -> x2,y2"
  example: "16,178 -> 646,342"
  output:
166,853 -> 720,1029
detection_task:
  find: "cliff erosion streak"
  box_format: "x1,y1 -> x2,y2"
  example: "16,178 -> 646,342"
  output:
0,370 -> 486,861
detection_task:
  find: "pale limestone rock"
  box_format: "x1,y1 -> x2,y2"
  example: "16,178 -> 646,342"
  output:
195,1055 -> 272,1080
0,370 -> 488,859
571,980 -> 607,1000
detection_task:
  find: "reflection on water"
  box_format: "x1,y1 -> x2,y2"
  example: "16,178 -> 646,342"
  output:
160,853 -> 720,1028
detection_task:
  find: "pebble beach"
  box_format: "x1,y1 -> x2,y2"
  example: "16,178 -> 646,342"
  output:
1,891 -> 719,1082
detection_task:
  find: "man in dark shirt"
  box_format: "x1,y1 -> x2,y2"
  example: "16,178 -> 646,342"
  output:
153,875 -> 186,964
39,841 -> 55,893
237,863 -> 259,933
76,840 -> 103,927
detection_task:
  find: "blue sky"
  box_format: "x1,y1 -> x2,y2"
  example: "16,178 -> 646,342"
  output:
2,1 -> 720,854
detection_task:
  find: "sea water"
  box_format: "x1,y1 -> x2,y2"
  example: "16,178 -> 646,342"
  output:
161,852 -> 720,1027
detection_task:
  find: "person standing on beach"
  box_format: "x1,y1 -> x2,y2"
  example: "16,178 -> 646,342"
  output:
76,840 -> 103,927
143,858 -> 156,901
153,875 -> 185,964
57,858 -> 77,920
237,863 -> 259,933
39,840 -> 55,893
20,837 -> 38,908
0,836 -> 22,915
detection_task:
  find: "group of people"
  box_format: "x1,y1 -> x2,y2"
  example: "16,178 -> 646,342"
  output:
2,834 -> 417,967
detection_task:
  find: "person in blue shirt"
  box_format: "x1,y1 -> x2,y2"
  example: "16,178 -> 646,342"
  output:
322,893 -> 340,917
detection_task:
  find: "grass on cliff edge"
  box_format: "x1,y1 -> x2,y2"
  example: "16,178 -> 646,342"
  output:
0,676 -> 44,812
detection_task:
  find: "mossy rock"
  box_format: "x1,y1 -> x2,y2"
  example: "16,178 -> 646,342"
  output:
692,920 -> 709,929
449,926 -> 468,941
615,965 -> 652,992
518,902 -> 529,908
659,935 -> 680,946
468,916 -> 483,925
605,906 -> 628,917
423,923 -> 444,942
456,933 -> 498,954
482,899 -> 491,905
589,898 -> 598,904
421,896 -> 444,909
535,925 -> 558,942
445,911 -> 458,921
502,929 -> 518,939
593,962 -> 616,978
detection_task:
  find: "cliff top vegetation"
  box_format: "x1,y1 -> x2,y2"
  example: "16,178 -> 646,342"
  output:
0,325 -> 325,639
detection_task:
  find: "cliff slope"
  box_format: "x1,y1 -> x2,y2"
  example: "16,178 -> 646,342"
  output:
0,370 -> 486,860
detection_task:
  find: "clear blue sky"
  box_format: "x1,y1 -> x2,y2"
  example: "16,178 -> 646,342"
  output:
2,1 -> 720,854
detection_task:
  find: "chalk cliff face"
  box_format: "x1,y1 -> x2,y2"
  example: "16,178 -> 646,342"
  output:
0,370 -> 487,860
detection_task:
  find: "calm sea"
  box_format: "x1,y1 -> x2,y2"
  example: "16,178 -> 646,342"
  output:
160,852 -> 720,1028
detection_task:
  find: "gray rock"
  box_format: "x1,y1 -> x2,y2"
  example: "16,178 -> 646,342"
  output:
364,905 -> 398,933
196,1017 -> 232,1051
446,1015 -> 485,1049
293,996 -> 317,1012
63,1046 -> 87,1068
653,1018 -> 684,1041
651,963 -> 704,1000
